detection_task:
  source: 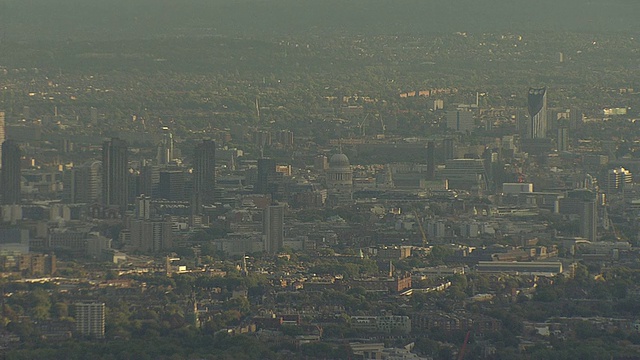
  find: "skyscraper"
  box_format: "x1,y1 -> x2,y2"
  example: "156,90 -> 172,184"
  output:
263,203 -> 284,254
63,161 -> 101,204
256,158 -> 277,195
1,139 -> 21,205
102,138 -> 129,211
426,141 -> 435,180
557,126 -> 569,152
527,87 -> 548,139
156,127 -> 174,165
192,139 -> 216,214
0,111 -> 5,169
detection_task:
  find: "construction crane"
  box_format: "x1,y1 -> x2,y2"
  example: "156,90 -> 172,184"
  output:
414,210 -> 428,247
358,113 -> 370,137
457,330 -> 472,360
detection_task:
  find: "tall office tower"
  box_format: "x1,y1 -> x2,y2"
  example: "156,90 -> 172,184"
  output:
63,161 -> 101,204
0,111 -> 5,169
559,190 -> 597,241
603,167 -> 633,195
527,87 -> 548,138
426,141 -> 436,180
75,302 -> 105,338
446,109 -> 475,133
192,139 -> 216,214
1,140 -> 21,205
256,158 -> 277,195
569,107 -> 583,131
557,127 -> 569,152
158,170 -> 186,201
135,194 -> 151,220
263,203 -> 284,254
156,127 -> 174,165
138,164 -> 160,198
443,138 -> 455,160
102,138 -> 129,211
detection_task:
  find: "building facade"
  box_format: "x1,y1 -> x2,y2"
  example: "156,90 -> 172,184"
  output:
102,138 -> 129,212
1,139 -> 21,205
75,302 -> 105,338
527,87 -> 548,139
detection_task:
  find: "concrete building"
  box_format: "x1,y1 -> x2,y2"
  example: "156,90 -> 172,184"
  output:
129,218 -> 173,253
603,167 -> 632,195
1,139 -> 21,205
263,203 -> 284,254
63,161 -> 101,204
192,139 -> 216,215
441,158 -> 487,191
0,111 -> 4,169
75,302 -> 105,338
350,315 -> 411,334
446,109 -> 474,133
102,138 -> 129,212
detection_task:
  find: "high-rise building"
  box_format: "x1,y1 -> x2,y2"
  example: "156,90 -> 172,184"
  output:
426,141 -> 436,180
527,87 -> 548,139
158,170 -> 186,201
559,190 -> 597,241
256,158 -> 277,195
63,161 -> 101,204
443,138 -> 455,160
0,111 -> 5,169
75,302 -> 105,338
156,127 -> 174,165
557,127 -> 569,152
263,203 -> 284,254
446,109 -> 475,133
603,167 -> 632,195
102,138 -> 129,211
192,139 -> 216,214
1,139 -> 21,205
129,218 -> 173,252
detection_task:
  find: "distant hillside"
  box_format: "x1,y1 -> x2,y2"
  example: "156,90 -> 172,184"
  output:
1,0 -> 639,41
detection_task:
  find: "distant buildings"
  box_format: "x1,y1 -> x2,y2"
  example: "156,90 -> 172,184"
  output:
527,87 -> 548,139
1,139 -> 22,205
192,139 -> 216,214
63,161 -> 101,204
256,158 -> 278,196
603,167 -> 632,195
156,127 -> 174,165
557,126 -> 569,152
446,109 -> 474,133
263,203 -> 284,254
0,111 -> 5,168
101,138 -> 129,212
559,189 -> 598,242
75,302 -> 105,338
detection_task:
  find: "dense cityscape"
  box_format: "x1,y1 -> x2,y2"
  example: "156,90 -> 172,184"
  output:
2,1 -> 640,359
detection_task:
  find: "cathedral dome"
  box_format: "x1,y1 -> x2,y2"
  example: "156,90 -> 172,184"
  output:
329,153 -> 350,168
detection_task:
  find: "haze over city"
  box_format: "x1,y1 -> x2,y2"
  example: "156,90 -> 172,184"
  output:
0,1 -> 640,359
